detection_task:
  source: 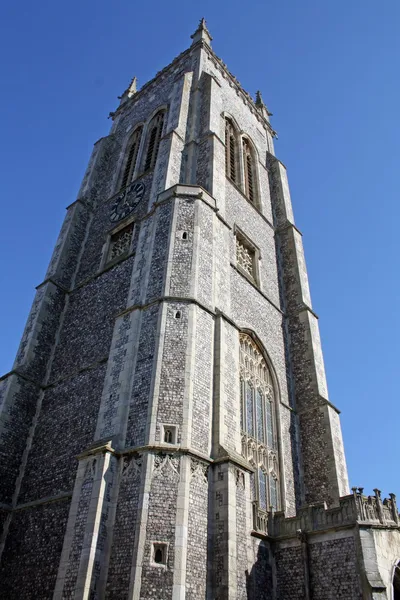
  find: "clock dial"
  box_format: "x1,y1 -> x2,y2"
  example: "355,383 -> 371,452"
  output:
109,181 -> 145,223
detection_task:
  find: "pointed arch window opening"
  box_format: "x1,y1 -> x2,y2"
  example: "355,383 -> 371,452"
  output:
144,111 -> 165,172
240,333 -> 280,512
225,118 -> 238,183
243,139 -> 256,204
120,126 -> 143,190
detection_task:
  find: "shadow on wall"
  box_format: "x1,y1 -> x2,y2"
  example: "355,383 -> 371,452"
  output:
394,561 -> 400,600
245,541 -> 272,600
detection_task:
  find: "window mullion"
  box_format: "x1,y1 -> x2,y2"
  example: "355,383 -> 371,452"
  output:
252,384 -> 256,442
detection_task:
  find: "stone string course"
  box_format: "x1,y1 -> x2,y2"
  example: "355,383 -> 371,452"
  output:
0,20 -> 399,600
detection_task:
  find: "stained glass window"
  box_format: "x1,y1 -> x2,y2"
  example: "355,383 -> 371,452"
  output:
240,379 -> 245,430
258,469 -> 267,510
270,477 -> 278,511
256,390 -> 264,443
239,333 -> 280,512
246,383 -> 254,436
266,401 -> 273,448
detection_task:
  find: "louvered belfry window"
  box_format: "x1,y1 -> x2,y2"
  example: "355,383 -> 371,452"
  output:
243,139 -> 255,203
121,126 -> 143,189
239,333 -> 280,512
144,111 -> 165,172
225,118 -> 237,183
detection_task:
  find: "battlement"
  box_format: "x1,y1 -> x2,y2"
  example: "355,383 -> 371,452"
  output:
254,488 -> 400,538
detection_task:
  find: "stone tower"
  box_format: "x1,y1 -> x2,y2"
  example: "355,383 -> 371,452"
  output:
1,18 -> 400,600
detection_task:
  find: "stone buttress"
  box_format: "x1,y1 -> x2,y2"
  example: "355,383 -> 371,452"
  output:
1,18 -> 399,600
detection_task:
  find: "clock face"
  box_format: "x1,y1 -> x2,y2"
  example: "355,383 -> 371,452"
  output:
109,181 -> 145,223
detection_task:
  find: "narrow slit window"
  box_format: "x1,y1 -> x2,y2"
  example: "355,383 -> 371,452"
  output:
152,542 -> 168,566
162,424 -> 177,444
225,118 -> 237,183
154,548 -> 163,563
121,127 -> 143,189
144,111 -> 165,172
164,429 -> 173,443
243,139 -> 256,204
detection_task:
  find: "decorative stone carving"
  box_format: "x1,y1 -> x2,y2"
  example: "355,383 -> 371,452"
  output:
190,458 -> 208,481
152,453 -> 180,478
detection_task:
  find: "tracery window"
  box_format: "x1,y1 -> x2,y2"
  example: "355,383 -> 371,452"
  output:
236,234 -> 256,282
120,126 -> 143,189
240,333 -> 280,512
144,111 -> 165,172
243,139 -> 256,204
225,118 -> 237,183
107,222 -> 134,264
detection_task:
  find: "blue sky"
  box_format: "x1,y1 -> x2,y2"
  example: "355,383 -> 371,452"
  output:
1,0 -> 399,499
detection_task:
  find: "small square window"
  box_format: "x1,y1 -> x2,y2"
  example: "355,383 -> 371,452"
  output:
106,223 -> 134,264
151,542 -> 168,567
236,233 -> 258,283
162,425 -> 177,445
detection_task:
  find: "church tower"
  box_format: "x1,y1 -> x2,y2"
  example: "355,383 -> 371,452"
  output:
1,19 -> 400,600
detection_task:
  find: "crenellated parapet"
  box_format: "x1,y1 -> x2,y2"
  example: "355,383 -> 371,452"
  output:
253,487 -> 400,538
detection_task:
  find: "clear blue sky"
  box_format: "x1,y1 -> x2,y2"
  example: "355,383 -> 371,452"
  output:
1,1 -> 399,499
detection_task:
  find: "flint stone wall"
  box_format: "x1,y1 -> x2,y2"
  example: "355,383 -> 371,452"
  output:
0,499 -> 70,600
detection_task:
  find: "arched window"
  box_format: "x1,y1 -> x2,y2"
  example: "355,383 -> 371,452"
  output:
154,548 -> 163,563
164,428 -> 173,443
393,561 -> 400,600
242,139 -> 256,204
144,111 -> 165,172
120,126 -> 143,189
225,118 -> 237,183
239,333 -> 280,512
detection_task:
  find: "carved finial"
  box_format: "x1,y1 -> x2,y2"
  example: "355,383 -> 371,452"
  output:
128,76 -> 137,98
256,90 -> 264,107
191,17 -> 212,46
118,76 -> 138,105
255,90 -> 273,117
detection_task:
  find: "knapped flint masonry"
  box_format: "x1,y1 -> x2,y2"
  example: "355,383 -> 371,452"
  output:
1,18 -> 399,600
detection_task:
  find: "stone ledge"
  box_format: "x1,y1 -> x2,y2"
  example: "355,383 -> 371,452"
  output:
230,262 -> 284,315
76,438 -> 115,459
121,444 -> 212,465
296,395 -> 341,416
14,491 -> 72,512
275,218 -> 303,237
0,369 -> 42,387
35,278 -> 69,293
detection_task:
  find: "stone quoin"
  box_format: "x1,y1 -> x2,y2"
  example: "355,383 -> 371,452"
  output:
0,17 -> 399,600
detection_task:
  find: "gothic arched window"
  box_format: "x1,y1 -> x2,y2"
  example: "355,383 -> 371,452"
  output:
144,111 -> 165,172
120,126 -> 143,189
225,118 -> 238,183
239,333 -> 280,512
164,428 -> 173,443
242,138 -> 256,204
